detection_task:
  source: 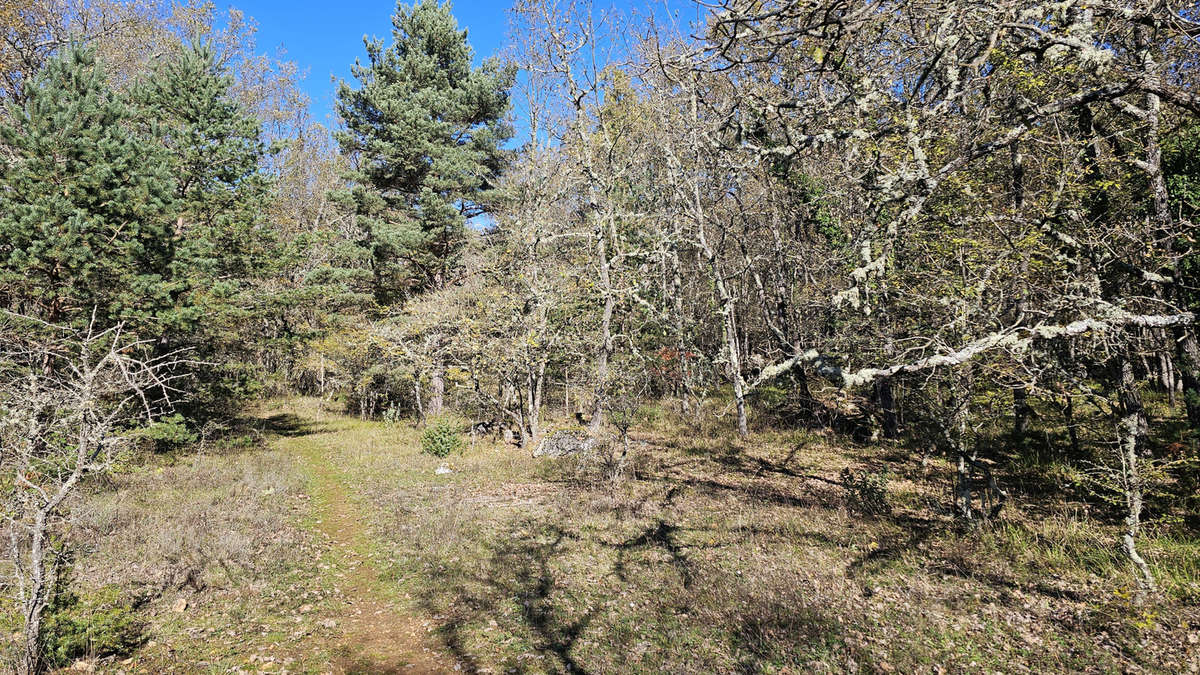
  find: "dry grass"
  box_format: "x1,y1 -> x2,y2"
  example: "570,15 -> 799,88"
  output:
336,406 -> 1200,674
28,397 -> 1200,673
53,415 -> 344,672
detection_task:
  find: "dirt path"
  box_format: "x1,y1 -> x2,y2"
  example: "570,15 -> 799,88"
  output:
283,420 -> 457,674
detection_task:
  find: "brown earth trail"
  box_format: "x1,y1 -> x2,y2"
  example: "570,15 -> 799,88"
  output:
286,417 -> 458,674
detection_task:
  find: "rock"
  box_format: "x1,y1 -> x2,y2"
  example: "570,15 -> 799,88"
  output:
532,430 -> 599,458
172,597 -> 189,613
320,619 -> 337,629
70,661 -> 95,673
435,464 -> 453,475
299,603 -> 313,614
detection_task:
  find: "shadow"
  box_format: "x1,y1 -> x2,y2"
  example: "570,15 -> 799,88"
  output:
336,654 -> 410,675
179,412 -> 329,457
654,445 -> 845,511
254,412 -> 327,438
728,523 -> 846,549
846,513 -> 940,578
411,497 -> 855,673
674,476 -> 820,509
613,517 -> 695,588
729,599 -> 850,672
928,560 -> 1087,602
415,522 -> 597,674
696,438 -> 844,487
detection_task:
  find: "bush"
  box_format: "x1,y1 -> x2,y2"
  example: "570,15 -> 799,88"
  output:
840,467 -> 891,516
382,404 -> 405,426
137,413 -> 198,452
421,416 -> 464,457
42,585 -> 145,665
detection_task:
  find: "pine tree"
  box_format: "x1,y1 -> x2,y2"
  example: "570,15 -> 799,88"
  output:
134,42 -> 273,285
0,44 -> 178,332
132,42 -> 282,420
335,0 -> 514,304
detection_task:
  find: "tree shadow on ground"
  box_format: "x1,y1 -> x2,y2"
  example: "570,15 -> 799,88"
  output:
335,653 -> 410,675
662,442 -> 848,511
253,412 -> 328,438
929,558 -> 1087,602
413,503 -> 862,673
845,513 -> 939,579
178,412 -> 328,458
415,522 -> 597,674
407,454 -> 875,673
728,598 -> 852,674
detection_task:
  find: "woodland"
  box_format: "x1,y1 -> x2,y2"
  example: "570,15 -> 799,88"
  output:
1,0 -> 1200,673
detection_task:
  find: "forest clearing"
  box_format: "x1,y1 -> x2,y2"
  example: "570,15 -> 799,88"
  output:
3,0 -> 1200,672
50,398 -> 1200,672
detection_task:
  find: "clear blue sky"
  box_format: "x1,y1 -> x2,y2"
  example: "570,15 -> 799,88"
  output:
227,0 -> 511,125
224,0 -> 700,126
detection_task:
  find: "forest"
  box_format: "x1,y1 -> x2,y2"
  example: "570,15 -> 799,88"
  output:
1,0 -> 1199,672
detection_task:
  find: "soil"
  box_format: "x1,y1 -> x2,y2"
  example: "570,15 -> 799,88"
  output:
289,423 -> 458,674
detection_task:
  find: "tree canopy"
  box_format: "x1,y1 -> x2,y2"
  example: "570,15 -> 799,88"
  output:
335,0 -> 514,302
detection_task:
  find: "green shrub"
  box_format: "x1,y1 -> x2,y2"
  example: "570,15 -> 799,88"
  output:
840,468 -> 891,516
42,585 -> 145,665
421,416 -> 464,457
137,413 -> 198,452
382,404 -> 404,426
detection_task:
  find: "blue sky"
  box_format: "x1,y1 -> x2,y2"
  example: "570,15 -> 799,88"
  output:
226,0 -> 700,126
228,0 -> 511,125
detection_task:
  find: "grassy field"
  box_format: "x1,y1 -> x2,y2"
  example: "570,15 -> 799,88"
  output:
47,397 -> 1200,673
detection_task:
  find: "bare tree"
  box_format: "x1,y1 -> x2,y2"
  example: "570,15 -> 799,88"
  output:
1,314 -> 185,674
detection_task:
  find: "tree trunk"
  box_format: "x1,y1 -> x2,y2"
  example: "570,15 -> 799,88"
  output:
874,377 -> 898,439
948,370 -> 1006,521
950,371 -> 975,520
429,351 -> 445,416
413,376 -> 426,426
589,227 -> 614,433
525,358 -> 546,441
724,297 -> 749,438
1118,356 -> 1156,597
1159,346 -> 1175,407
671,241 -> 691,416
1010,141 -> 1034,445
19,509 -> 53,675
1136,22 -> 1198,432
1064,394 -> 1080,457
1177,327 -> 1200,430
1012,386 -> 1033,440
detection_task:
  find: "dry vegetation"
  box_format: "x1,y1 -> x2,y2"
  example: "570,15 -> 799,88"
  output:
53,420 -> 338,672
51,397 -> 1196,673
